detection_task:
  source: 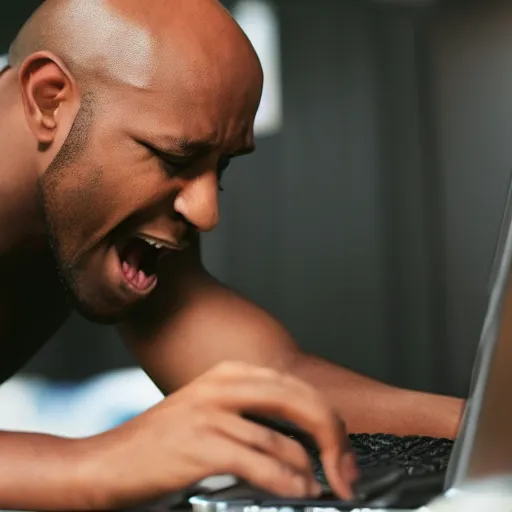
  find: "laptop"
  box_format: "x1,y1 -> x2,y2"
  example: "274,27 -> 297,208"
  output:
187,176 -> 512,512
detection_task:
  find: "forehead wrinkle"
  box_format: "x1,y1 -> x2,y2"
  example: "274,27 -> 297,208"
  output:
59,0 -> 155,89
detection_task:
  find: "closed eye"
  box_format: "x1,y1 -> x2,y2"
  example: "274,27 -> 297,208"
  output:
140,139 -> 232,188
140,141 -> 192,177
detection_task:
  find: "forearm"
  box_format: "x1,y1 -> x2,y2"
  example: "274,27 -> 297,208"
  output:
292,353 -> 464,439
124,273 -> 464,440
0,431 -> 100,511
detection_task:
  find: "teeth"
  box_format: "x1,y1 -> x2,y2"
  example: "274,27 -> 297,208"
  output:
139,237 -> 165,250
136,235 -> 188,251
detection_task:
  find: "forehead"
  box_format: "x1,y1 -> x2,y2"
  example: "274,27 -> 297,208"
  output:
114,37 -> 262,152
104,0 -> 262,98
89,0 -> 263,147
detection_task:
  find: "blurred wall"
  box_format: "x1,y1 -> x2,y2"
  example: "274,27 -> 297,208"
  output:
3,0 -> 512,398
425,1 -> 512,395
205,0 -> 512,398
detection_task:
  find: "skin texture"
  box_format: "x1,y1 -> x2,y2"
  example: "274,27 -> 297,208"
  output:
7,0 -> 261,323
0,0 -> 464,509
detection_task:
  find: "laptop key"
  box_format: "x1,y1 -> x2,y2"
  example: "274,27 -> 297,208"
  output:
353,466 -> 406,501
364,471 -> 446,509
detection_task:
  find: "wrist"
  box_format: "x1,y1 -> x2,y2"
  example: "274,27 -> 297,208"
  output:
0,432 -> 113,511
77,429 -> 140,511
433,394 -> 465,439
80,423 -> 160,511
403,391 -> 465,440
68,434 -> 117,510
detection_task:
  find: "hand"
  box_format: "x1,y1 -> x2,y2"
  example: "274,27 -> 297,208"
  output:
92,361 -> 358,509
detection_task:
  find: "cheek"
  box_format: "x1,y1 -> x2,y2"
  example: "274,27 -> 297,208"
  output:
42,154 -> 174,262
42,161 -> 113,259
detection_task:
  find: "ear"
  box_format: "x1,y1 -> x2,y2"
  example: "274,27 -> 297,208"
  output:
18,51 -> 78,147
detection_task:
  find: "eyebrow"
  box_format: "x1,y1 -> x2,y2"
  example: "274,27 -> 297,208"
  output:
151,135 -> 256,158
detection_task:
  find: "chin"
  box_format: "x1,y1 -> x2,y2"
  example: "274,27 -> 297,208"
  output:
72,297 -> 134,325
61,270 -> 139,325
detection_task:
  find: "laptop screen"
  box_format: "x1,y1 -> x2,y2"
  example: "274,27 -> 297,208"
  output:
488,170 -> 512,295
446,169 -> 512,489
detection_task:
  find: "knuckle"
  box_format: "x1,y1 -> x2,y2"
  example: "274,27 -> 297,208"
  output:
258,462 -> 289,486
280,370 -> 299,384
311,394 -> 334,425
220,450 -> 244,475
273,463 -> 305,494
308,408 -> 326,432
320,414 -> 334,435
269,367 -> 286,381
189,407 -> 212,434
257,427 -> 280,452
213,360 -> 249,377
316,410 -> 345,450
254,366 -> 283,382
336,415 -> 348,435
189,380 -> 216,405
293,441 -> 313,469
274,459 -> 294,478
214,361 -> 287,383
276,372 -> 296,390
328,409 -> 344,434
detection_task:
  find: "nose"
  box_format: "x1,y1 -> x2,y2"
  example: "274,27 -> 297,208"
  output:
173,171 -> 220,232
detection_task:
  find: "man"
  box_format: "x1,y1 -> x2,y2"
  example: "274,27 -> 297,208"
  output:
0,0 -> 463,509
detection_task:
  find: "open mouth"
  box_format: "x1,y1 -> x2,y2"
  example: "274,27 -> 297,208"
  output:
118,237 -> 169,292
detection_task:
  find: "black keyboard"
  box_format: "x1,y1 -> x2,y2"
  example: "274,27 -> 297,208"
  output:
242,416 -> 454,484
350,433 -> 454,476
124,418 -> 454,511
285,428 -> 453,509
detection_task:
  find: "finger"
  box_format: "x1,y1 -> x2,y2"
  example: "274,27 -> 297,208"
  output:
341,451 -> 360,483
203,431 -> 323,498
210,411 -> 315,478
318,420 -> 355,500
205,364 -> 353,497
208,364 -> 341,450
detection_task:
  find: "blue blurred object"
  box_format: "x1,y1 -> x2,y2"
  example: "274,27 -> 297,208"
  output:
0,368 -> 163,437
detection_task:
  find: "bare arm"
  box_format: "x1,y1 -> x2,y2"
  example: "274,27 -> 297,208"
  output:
119,244 -> 464,439
0,431 -> 100,511
291,354 -> 463,439
0,365 -> 359,509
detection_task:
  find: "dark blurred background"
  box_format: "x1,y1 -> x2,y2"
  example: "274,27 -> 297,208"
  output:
3,0 -> 512,400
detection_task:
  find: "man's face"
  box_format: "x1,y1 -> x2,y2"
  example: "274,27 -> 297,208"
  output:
38,49 -> 262,323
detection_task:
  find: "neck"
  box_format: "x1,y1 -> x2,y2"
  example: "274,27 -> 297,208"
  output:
0,69 -> 46,254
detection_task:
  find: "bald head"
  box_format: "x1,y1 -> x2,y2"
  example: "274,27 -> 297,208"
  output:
9,0 -> 261,90
2,0 -> 263,322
